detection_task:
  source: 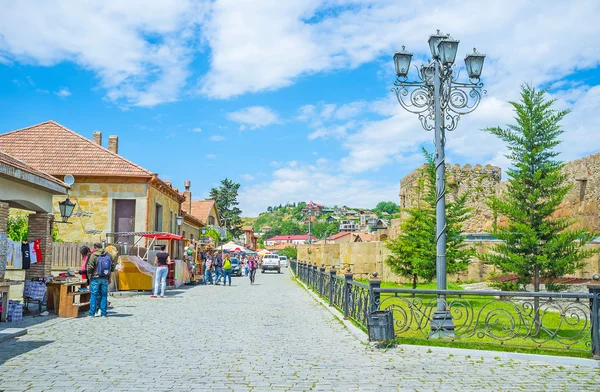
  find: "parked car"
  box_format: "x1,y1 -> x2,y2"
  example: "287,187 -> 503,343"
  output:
278,255 -> 288,268
230,257 -> 242,276
261,254 -> 281,273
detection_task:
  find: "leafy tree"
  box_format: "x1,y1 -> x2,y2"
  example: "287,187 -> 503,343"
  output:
209,178 -> 243,238
311,222 -> 339,239
280,221 -> 302,235
481,84 -> 599,293
374,201 -> 400,216
7,214 -> 28,242
279,246 -> 297,260
385,148 -> 473,288
206,227 -> 222,246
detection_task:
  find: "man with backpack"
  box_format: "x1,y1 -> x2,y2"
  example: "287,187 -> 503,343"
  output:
86,243 -> 116,317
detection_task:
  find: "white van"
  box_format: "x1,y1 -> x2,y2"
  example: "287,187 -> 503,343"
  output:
262,254 -> 281,273
278,255 -> 288,268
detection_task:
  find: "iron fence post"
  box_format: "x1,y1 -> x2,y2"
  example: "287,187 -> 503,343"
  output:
319,265 -> 326,296
329,268 -> 336,306
369,271 -> 381,313
312,263 -> 318,289
588,284 -> 600,358
344,269 -> 353,320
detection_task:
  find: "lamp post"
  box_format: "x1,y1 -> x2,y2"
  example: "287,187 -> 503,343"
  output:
176,215 -> 183,235
392,30 -> 486,338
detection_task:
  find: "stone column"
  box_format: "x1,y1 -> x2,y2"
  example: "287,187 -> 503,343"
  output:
0,202 -> 9,280
26,212 -> 54,279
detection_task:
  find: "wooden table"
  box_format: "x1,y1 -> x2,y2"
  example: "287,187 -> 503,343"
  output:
0,281 -> 21,322
46,281 -> 90,318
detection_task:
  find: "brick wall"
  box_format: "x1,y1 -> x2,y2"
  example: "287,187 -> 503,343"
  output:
26,212 -> 54,279
0,202 -> 8,279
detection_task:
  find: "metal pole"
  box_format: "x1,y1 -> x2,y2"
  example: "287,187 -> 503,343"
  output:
308,210 -> 312,244
431,59 -> 454,338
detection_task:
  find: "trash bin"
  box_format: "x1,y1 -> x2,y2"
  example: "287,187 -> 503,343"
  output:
367,310 -> 395,341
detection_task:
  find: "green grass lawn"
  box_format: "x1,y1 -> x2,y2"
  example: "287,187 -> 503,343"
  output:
337,279 -> 593,358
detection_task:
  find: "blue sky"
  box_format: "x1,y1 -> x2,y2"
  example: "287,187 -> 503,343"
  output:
1,1 -> 599,216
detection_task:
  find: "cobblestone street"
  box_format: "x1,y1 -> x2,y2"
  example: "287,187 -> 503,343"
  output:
1,270 -> 600,391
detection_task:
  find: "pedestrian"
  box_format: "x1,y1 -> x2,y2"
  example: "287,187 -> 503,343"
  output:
78,245 -> 91,285
204,254 -> 213,285
248,256 -> 258,285
152,245 -> 172,298
86,243 -> 116,317
243,256 -> 249,277
213,252 -> 224,285
222,254 -> 233,286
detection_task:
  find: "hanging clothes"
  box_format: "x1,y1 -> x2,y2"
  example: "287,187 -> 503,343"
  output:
29,242 -> 38,265
33,239 -> 43,263
21,242 -> 31,270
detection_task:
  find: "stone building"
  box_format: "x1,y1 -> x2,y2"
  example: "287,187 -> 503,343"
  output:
398,163 -> 502,234
0,121 -> 184,245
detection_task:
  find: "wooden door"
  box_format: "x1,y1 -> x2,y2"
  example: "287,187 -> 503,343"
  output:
114,200 -> 136,244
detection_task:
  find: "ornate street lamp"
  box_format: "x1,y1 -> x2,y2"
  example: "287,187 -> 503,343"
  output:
392,30 -> 486,338
58,197 -> 76,223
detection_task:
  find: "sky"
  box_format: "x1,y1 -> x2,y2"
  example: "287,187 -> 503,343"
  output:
0,0 -> 599,216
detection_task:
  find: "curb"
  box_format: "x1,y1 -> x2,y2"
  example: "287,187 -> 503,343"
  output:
0,328 -> 27,343
292,273 -> 600,368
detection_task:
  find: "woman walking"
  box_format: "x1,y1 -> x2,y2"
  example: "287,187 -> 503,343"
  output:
222,255 -> 233,286
248,256 -> 258,285
152,245 -> 172,298
203,254 -> 213,285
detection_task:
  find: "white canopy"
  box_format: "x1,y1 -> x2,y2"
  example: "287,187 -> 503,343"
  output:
220,241 -> 250,253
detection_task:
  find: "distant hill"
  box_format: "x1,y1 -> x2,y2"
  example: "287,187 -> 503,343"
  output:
241,201 -> 400,241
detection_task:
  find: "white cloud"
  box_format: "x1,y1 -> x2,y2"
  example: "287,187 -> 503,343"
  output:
54,87 -> 71,98
200,1 -> 600,99
205,154 -> 216,159
240,174 -> 255,181
239,161 -> 398,216
226,106 -> 279,129
191,127 -> 202,133
209,135 -> 225,141
0,1 -> 209,107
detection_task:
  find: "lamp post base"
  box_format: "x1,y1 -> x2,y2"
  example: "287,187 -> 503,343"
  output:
429,310 -> 455,339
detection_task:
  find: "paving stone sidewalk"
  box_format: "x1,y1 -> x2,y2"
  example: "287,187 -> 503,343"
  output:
1,269 -> 600,391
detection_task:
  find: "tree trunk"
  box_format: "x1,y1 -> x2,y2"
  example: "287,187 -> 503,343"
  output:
412,274 -> 417,290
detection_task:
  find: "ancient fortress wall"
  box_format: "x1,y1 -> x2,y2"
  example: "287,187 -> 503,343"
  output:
553,152 -> 600,232
399,163 -> 502,233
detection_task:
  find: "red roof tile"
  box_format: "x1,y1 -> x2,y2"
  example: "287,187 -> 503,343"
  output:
0,120 -> 153,177
267,235 -> 318,241
327,232 -> 352,240
0,149 -> 68,190
190,200 -> 219,225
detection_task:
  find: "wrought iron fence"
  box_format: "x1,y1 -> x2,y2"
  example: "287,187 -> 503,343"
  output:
292,261 -> 600,357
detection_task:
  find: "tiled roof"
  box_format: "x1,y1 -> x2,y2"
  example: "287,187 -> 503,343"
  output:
327,231 -> 352,240
0,149 -> 68,192
241,226 -> 254,232
0,120 -> 153,177
190,200 -> 219,225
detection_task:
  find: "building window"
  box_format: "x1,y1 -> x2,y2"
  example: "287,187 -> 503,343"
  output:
208,216 -> 216,226
169,210 -> 173,234
155,203 -> 163,232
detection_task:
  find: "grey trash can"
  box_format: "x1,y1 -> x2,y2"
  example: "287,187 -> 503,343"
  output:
367,310 -> 395,341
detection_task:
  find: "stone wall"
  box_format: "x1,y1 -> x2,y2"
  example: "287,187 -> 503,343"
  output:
298,241 -> 600,284
553,152 -> 600,232
399,163 -> 502,234
54,181 -> 148,242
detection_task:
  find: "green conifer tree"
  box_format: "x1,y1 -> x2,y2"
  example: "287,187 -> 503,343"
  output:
385,148 -> 473,288
481,84 -> 599,293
